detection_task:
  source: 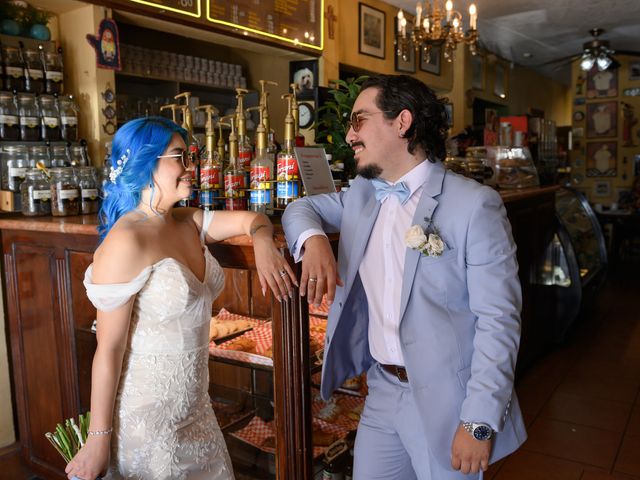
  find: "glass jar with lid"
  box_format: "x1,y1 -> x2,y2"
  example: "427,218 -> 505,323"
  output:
38,94 -> 61,141
50,167 -> 79,216
2,145 -> 29,191
44,51 -> 64,95
23,49 -> 45,94
0,91 -> 19,140
76,166 -> 100,214
29,145 -> 51,168
50,144 -> 69,167
17,93 -> 40,141
20,169 -> 51,216
3,46 -> 25,92
69,143 -> 89,166
58,95 -> 79,142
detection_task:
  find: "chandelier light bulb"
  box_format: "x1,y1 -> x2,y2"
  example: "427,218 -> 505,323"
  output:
596,52 -> 612,71
580,53 -> 595,71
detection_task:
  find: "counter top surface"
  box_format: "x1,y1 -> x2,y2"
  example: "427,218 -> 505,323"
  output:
0,186 -> 559,239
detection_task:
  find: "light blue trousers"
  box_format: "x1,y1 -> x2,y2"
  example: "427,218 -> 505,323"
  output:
353,363 -> 482,480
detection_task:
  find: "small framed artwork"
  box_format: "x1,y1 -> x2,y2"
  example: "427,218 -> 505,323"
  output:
290,59 -> 318,100
494,63 -> 505,98
394,19 -> 415,73
471,54 -> 484,90
359,3 -> 386,59
444,103 -> 453,127
630,61 -> 640,81
593,180 -> 611,197
586,141 -> 617,177
586,66 -> 617,98
419,45 -> 441,75
586,101 -> 617,138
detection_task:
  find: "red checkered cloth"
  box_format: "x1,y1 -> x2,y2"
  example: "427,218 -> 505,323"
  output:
229,415 -> 349,458
309,295 -> 330,316
210,317 -> 328,367
213,308 -> 263,324
311,389 -> 365,432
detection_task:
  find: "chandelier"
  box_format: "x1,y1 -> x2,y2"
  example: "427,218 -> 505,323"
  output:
396,1 -> 479,63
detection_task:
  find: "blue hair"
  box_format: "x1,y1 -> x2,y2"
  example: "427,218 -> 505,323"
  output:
98,116 -> 188,242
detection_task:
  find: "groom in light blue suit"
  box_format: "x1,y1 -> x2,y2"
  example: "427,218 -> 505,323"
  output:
282,75 -> 526,479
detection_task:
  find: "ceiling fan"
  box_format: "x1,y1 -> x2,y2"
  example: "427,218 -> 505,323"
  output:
540,28 -> 640,72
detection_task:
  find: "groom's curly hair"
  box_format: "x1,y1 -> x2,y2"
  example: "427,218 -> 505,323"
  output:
361,75 -> 448,163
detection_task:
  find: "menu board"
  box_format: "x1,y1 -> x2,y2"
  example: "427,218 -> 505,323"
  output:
120,0 -> 200,18
206,0 -> 323,51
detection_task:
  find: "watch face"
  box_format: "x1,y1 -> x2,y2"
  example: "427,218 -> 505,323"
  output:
473,424 -> 492,441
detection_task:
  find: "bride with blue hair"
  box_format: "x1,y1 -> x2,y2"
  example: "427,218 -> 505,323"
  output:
66,116 -> 296,480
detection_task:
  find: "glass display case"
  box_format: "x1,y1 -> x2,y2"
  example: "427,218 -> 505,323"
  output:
535,187 -> 607,341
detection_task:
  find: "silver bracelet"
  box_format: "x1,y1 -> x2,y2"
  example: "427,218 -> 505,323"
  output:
88,427 -> 113,436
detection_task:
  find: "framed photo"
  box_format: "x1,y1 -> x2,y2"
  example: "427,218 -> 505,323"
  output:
586,141 -> 617,177
359,3 -> 385,59
494,63 -> 505,98
394,19 -> 415,73
290,59 -> 318,100
444,103 -> 453,127
471,54 -> 484,90
419,45 -> 441,75
630,61 -> 640,81
593,180 -> 611,197
586,101 -> 617,138
586,66 -> 617,98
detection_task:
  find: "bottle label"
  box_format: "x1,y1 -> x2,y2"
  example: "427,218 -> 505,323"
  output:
20,116 -> 39,128
6,66 -> 23,78
9,167 -> 27,178
82,188 -> 99,200
250,165 -> 271,189
250,189 -> 271,205
60,189 -> 78,200
238,150 -> 252,170
33,189 -> 51,200
224,174 -> 245,198
0,114 -> 19,126
277,181 -> 299,199
277,155 -> 299,181
27,69 -> 44,79
43,116 -> 59,128
201,165 -> 222,189
200,189 -> 213,208
225,198 -> 247,210
61,115 -> 77,126
46,70 -> 63,82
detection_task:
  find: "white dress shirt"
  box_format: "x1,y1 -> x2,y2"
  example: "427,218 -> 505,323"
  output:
294,160 -> 430,367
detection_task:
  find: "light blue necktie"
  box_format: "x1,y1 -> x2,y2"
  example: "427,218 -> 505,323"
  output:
371,178 -> 411,205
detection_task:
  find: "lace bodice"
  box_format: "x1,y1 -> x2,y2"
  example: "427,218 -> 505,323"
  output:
83,211 -> 234,480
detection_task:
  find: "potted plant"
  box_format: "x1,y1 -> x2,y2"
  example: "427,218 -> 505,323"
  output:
315,75 -> 368,179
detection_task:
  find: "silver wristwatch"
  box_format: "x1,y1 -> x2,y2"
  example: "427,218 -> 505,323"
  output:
462,421 -> 493,441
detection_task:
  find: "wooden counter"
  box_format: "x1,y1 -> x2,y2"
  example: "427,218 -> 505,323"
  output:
1,185 -> 557,479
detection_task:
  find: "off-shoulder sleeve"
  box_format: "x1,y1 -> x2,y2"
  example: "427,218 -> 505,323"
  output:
83,264 -> 152,312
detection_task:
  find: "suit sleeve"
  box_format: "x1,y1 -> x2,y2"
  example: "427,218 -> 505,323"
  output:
459,187 -> 522,432
281,191 -> 346,257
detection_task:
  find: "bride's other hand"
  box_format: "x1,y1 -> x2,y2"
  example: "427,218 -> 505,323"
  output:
252,227 -> 297,302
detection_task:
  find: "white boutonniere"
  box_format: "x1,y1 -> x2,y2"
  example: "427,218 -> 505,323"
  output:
405,223 -> 445,257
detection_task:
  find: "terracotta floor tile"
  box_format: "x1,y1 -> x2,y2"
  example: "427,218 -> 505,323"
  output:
581,471 -> 640,479
615,435 -> 640,477
492,450 -> 584,480
566,357 -> 640,382
626,403 -> 640,438
539,392 -> 632,432
523,418 -> 621,469
484,458 -> 505,479
555,372 -> 640,404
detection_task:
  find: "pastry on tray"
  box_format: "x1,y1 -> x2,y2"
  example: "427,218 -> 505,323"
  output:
224,336 -> 257,353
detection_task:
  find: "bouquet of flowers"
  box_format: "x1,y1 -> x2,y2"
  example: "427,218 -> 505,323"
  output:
45,412 -> 90,463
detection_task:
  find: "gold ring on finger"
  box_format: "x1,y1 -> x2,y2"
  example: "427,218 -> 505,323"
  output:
309,277 -> 318,283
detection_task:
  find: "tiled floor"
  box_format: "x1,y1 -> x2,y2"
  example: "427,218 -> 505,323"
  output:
2,260 -> 639,479
486,260 -> 640,480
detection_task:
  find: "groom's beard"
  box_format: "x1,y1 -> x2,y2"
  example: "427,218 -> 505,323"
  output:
358,163 -> 383,179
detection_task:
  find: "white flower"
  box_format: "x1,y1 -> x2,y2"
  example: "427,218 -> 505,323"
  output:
426,233 -> 445,257
405,225 -> 427,249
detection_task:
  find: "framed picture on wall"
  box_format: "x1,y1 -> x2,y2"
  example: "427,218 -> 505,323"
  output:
593,180 -> 611,197
419,45 -> 441,75
290,60 -> 318,100
630,61 -> 640,81
471,54 -> 484,89
359,3 -> 386,59
586,66 -> 617,98
394,19 -> 415,73
586,101 -> 617,138
586,141 -> 617,177
494,63 -> 505,98
444,103 -> 453,126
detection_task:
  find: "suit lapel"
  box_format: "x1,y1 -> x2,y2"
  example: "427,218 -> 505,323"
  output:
398,162 -> 446,321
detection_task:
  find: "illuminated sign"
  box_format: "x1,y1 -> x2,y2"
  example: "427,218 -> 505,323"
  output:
126,0 -> 200,18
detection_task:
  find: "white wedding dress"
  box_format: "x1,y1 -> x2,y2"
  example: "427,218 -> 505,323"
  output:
84,211 -> 234,480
